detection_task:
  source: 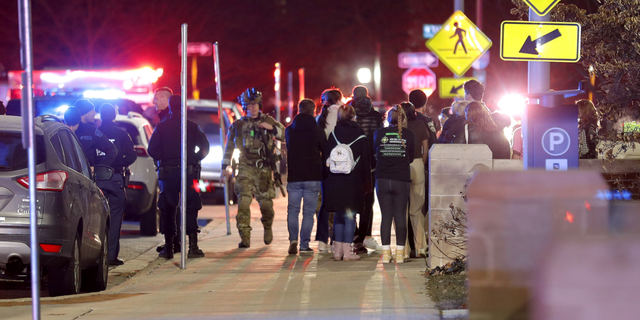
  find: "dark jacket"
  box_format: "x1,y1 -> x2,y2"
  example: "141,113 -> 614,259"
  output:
98,120 -> 137,170
454,123 -> 511,159
438,114 -> 465,144
285,113 -> 327,182
416,112 -> 437,147
353,99 -> 383,169
322,121 -> 370,213
75,122 -> 117,167
148,113 -> 210,166
158,108 -> 170,123
373,126 -> 415,182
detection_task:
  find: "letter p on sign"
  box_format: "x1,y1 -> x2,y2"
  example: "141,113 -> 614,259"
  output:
542,127 -> 570,156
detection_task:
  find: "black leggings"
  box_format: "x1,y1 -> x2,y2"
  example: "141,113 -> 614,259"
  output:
375,179 -> 410,246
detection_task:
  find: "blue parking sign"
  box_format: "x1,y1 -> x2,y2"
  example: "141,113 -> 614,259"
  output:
523,103 -> 579,170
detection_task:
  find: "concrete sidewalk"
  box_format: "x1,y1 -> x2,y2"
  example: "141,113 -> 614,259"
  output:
1,196 -> 439,319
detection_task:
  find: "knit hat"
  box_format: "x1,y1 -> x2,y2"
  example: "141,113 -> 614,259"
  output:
99,103 -> 117,122
408,90 -> 427,108
64,107 -> 82,126
73,99 -> 96,116
352,85 -> 369,99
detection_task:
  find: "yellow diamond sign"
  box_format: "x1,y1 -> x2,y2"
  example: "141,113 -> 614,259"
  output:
426,11 -> 492,77
439,77 -> 476,99
500,21 -> 581,62
524,0 -> 562,16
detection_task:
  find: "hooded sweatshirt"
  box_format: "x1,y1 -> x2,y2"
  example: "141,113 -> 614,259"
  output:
285,113 -> 327,182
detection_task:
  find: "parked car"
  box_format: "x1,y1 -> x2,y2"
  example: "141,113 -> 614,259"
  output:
186,99 -> 242,203
105,112 -> 160,236
0,115 -> 110,296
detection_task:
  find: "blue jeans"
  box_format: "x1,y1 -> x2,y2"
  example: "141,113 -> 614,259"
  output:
287,181 -> 321,249
333,209 -> 356,243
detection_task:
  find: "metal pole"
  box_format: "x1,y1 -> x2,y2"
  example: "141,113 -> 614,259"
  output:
287,71 -> 293,122
455,0 -> 464,12
213,42 -> 231,236
527,8 -> 550,95
18,0 -> 40,318
274,63 -> 281,123
476,0 -> 482,29
180,23 -> 188,269
523,8 -> 551,170
298,68 -> 305,101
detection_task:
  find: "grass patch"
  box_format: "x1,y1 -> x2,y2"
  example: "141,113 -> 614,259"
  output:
426,273 -> 468,310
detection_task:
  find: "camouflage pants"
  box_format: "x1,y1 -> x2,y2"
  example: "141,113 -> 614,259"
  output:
235,163 -> 276,239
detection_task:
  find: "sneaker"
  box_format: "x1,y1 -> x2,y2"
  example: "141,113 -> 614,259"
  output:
318,241 -> 330,253
382,249 -> 392,263
288,241 -> 298,255
363,237 -> 382,251
299,247 -> 314,254
418,249 -> 427,258
394,249 -> 406,264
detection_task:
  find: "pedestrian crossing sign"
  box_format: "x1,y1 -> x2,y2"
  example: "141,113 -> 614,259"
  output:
426,11 -> 492,77
524,0 -> 562,16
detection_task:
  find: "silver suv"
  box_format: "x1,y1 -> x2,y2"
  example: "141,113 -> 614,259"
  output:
186,99 -> 242,203
0,115 -> 110,296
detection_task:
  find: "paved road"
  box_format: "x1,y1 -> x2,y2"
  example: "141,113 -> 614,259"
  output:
1,196 -> 438,319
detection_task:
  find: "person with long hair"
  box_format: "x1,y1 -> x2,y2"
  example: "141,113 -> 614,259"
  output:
576,99 -> 600,159
315,88 -> 344,253
455,101 -> 511,159
322,104 -> 370,261
400,102 -> 430,258
374,105 -> 415,263
317,88 -> 344,138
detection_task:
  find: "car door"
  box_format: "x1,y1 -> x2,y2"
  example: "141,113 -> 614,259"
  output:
58,130 -> 102,259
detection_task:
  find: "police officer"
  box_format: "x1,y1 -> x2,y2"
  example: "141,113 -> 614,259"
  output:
98,103 -> 137,265
64,101 -> 121,265
148,95 -> 209,259
221,88 -> 285,248
153,87 -> 173,123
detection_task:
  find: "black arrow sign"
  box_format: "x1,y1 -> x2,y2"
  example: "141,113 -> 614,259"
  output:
449,84 -> 464,95
519,29 -> 562,55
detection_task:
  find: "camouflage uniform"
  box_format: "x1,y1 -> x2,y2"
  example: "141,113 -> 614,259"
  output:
223,112 -> 285,246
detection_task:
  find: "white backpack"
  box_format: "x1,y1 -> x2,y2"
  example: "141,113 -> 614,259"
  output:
327,131 -> 366,174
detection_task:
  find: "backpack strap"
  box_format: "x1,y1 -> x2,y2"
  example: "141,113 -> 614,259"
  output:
348,135 -> 367,167
331,131 -> 341,145
347,135 -> 366,147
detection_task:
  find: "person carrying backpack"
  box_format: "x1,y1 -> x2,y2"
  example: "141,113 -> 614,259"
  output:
322,104 -> 371,261
374,105 -> 415,263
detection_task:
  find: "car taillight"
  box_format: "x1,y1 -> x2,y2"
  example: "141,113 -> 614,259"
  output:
127,183 -> 144,190
134,146 -> 148,157
40,244 -> 62,253
17,170 -> 68,191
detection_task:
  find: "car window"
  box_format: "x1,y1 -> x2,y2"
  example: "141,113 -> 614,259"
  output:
67,132 -> 92,178
143,124 -> 153,142
0,133 -> 45,171
50,133 -> 65,164
187,110 -> 220,135
57,130 -> 82,174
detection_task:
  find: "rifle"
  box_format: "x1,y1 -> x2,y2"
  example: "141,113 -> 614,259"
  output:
260,127 -> 286,197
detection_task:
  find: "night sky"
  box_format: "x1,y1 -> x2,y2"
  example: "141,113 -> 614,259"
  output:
0,0 -> 602,117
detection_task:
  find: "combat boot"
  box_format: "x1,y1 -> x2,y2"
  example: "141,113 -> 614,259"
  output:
238,231 -> 251,248
161,235 -> 174,259
264,228 -> 273,245
188,232 -> 205,258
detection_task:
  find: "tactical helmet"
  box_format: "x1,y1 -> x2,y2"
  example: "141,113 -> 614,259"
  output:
238,88 -> 263,112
